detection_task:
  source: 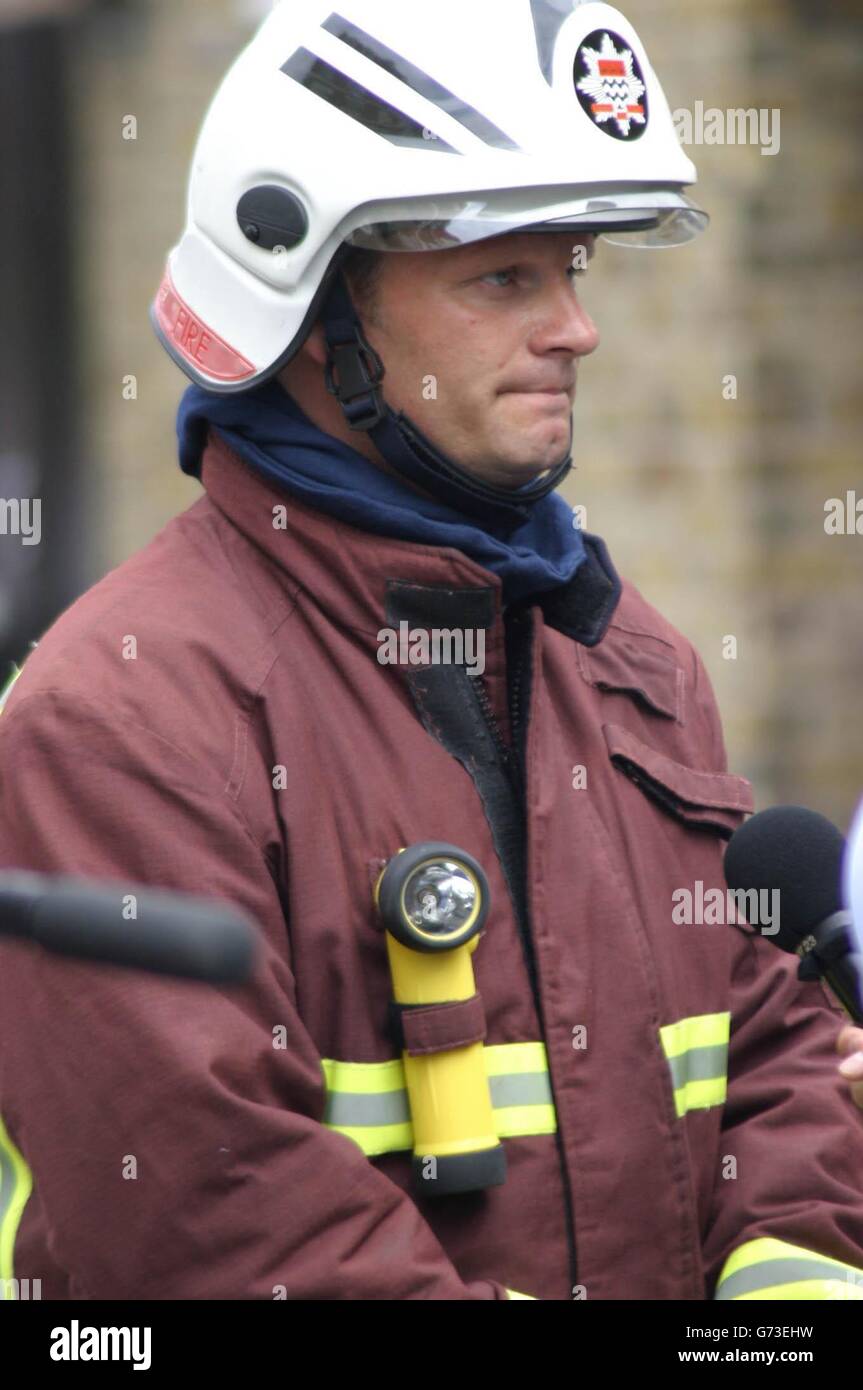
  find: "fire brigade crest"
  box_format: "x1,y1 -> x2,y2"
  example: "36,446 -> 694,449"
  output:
574,29 -> 649,141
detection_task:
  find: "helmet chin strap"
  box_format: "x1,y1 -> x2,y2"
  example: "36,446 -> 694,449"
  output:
321,271 -> 573,533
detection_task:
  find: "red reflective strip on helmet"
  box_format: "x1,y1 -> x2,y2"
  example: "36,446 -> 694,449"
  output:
154,268 -> 256,382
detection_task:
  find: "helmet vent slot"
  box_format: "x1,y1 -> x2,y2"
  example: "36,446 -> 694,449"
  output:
320,12 -> 521,152
281,47 -> 458,153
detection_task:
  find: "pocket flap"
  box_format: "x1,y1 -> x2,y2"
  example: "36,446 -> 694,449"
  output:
577,637 -> 684,722
604,722 -> 754,836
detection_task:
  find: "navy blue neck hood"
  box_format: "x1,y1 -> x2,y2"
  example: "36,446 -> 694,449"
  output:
177,377 -> 589,609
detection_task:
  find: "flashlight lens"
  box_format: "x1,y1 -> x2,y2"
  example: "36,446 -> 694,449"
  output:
404,861 -> 476,934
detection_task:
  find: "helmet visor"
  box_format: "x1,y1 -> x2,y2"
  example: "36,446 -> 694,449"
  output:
344,189 -> 708,252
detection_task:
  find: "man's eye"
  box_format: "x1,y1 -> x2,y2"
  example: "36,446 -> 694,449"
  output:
480,268 -> 516,288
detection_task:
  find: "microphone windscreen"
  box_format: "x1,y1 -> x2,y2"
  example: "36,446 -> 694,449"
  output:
724,805 -> 846,947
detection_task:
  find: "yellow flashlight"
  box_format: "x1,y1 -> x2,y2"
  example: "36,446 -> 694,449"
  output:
375,842 -> 506,1197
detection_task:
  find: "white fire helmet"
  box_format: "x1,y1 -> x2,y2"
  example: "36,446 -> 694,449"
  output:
151,0 -> 707,395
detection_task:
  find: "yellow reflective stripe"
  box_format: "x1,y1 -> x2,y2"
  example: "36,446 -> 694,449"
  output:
0,1114 -> 33,1297
660,1011 -> 730,1056
670,1076 -> 727,1119
658,1012 -> 730,1117
326,1120 -> 414,1158
492,1102 -> 556,1139
716,1236 -> 863,1301
0,646 -> 37,715
322,1042 -> 557,1157
506,1287 -> 536,1299
321,1057 -> 405,1094
320,1058 -> 410,1158
484,1042 -> 548,1076
0,663 -> 23,715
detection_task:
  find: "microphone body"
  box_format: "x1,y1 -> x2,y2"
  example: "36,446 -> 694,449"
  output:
0,872 -> 256,983
793,909 -> 863,1025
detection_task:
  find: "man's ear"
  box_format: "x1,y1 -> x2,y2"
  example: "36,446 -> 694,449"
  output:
303,321 -> 329,367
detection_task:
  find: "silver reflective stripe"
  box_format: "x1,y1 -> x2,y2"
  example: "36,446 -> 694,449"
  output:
488,1072 -> 553,1109
717,1256 -> 861,1300
323,1089 -> 410,1129
659,1012 -> 730,1117
0,1140 -> 14,1239
665,1043 -> 728,1092
322,1042 -> 557,1156
323,1069 -> 552,1129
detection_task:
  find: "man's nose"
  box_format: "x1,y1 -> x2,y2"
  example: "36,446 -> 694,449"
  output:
533,285 -> 601,358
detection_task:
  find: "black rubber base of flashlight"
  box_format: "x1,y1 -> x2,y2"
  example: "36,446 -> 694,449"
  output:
412,1144 -> 507,1197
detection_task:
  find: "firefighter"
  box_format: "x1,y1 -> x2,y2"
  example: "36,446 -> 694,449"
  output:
1,0 -> 862,1301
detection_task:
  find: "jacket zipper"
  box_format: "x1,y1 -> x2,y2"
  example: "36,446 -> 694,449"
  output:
473,676 -> 523,797
473,610 -> 580,1298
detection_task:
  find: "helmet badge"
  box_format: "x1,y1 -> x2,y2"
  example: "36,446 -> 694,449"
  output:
574,30 -> 648,141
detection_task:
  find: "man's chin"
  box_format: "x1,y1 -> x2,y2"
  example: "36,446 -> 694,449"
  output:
493,428 -> 572,476
416,412 -> 570,487
480,445 -> 571,490
498,405 -> 572,459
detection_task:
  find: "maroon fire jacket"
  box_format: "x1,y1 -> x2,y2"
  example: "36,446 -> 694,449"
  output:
1,429 -> 862,1301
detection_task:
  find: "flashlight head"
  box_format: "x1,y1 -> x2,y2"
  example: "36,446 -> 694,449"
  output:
377,843 -> 489,952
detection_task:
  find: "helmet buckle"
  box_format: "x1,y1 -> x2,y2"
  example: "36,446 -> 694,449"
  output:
325,331 -> 386,431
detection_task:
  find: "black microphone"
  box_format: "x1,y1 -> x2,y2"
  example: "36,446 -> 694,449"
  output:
724,805 -> 863,1023
0,872 -> 257,984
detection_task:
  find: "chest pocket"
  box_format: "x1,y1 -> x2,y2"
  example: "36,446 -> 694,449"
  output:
577,630 -> 685,723
578,627 -> 754,836
592,651 -> 847,1022
603,722 -> 754,838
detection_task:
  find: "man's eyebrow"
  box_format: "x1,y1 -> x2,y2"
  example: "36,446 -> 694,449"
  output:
455,237 -> 598,275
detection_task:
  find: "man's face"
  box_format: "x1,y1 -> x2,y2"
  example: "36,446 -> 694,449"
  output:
354,230 -> 600,489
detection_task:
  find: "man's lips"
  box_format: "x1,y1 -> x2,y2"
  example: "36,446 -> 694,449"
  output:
504,386 -> 575,400
501,381 -> 576,396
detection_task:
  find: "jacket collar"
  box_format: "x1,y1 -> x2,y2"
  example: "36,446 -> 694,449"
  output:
199,429 -> 621,647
